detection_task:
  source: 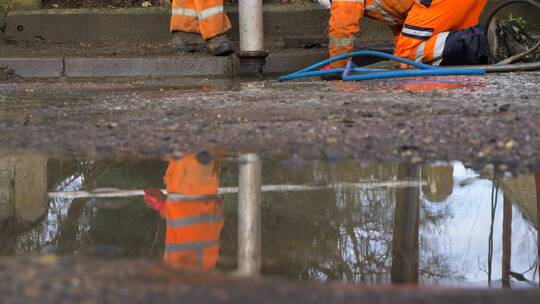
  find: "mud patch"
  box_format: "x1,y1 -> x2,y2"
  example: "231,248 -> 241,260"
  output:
0,66 -> 21,81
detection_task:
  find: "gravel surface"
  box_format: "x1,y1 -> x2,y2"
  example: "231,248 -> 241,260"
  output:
0,73 -> 539,173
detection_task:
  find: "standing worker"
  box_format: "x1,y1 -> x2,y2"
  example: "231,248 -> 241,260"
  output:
325,0 -> 491,69
170,0 -> 234,56
144,151 -> 224,270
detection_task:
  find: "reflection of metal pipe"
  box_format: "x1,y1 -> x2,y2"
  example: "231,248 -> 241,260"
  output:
502,194 -> 512,288
237,0 -> 268,69
391,165 -> 420,284
237,153 -> 262,275
488,178 -> 499,286
534,172 -> 540,284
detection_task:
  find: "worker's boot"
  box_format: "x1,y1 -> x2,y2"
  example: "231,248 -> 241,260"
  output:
171,31 -> 207,53
206,34 -> 234,56
488,19 -> 540,63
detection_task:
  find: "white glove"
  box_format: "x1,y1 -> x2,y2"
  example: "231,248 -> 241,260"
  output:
317,0 -> 332,9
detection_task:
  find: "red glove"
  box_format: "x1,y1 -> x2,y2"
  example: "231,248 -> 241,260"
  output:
144,188 -> 166,211
321,64 -> 334,71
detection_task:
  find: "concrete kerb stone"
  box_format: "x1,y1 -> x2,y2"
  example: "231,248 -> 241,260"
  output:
0,57 -> 63,78
261,49 -> 327,74
64,56 -> 234,78
0,50 -> 326,78
61,50 -> 328,78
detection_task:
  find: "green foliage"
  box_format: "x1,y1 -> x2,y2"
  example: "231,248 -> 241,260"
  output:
501,14 -> 528,30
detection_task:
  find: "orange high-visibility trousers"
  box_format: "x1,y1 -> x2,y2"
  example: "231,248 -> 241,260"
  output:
328,0 -> 413,68
394,0 -> 487,65
162,154 -> 224,270
170,0 -> 232,40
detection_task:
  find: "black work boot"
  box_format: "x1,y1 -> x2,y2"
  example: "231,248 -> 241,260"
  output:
206,34 -> 234,56
171,31 -> 207,53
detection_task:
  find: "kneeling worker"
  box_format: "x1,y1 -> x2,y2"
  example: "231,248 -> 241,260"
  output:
325,0 -> 490,68
170,0 -> 234,55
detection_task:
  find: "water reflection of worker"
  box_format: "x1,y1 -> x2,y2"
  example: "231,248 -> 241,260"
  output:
144,151 -> 224,270
421,165 -> 454,203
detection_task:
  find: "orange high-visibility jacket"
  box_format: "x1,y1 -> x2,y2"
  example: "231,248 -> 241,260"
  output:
329,0 -> 487,67
162,154 -> 224,270
329,0 -> 413,67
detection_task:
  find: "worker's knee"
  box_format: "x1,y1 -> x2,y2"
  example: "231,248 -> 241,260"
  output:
439,25 -> 489,66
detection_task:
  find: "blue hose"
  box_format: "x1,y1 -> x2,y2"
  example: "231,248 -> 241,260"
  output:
278,50 -> 486,82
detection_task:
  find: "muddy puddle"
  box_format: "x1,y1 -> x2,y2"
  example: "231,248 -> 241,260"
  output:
1,152 -> 538,288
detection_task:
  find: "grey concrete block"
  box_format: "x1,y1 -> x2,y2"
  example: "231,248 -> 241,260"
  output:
262,49 -> 327,74
64,56 -> 233,77
0,58 -> 63,78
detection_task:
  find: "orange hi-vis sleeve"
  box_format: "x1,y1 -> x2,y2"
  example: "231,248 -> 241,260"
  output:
170,0 -> 232,40
394,0 -> 487,64
163,155 -> 224,270
328,0 -> 413,68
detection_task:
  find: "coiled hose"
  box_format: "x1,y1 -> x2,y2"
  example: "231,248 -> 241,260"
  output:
279,0 -> 540,82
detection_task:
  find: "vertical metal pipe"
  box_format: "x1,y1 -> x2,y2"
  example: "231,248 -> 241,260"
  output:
237,153 -> 262,275
237,0 -> 268,68
239,0 -> 264,53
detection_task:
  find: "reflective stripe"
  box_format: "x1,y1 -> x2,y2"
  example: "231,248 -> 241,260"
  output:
167,214 -> 224,228
199,5 -> 224,20
365,3 -> 377,13
402,24 -> 433,40
333,0 -> 364,3
166,240 -> 219,253
167,193 -> 219,202
329,36 -> 355,47
432,31 -> 449,66
172,8 -> 198,18
365,1 -> 401,26
374,0 -> 400,26
415,41 -> 426,62
171,5 -> 223,20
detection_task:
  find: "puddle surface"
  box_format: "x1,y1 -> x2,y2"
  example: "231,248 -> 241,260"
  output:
1,152 -> 538,288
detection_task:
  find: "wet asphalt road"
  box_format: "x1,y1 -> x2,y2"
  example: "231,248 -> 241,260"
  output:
0,73 -> 539,172
2,256 -> 539,304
